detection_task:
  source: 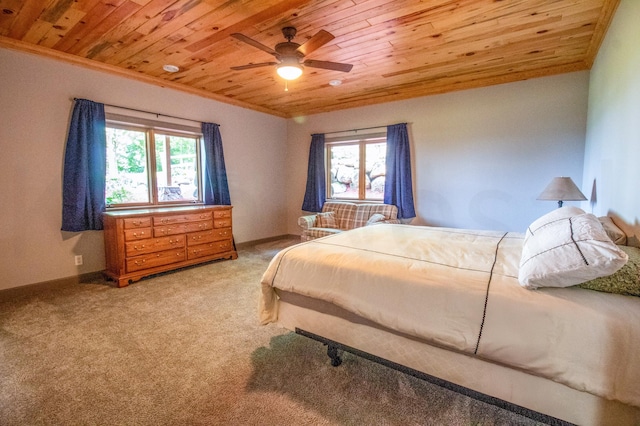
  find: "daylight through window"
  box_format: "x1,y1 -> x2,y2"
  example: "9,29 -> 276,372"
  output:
105,120 -> 202,208
326,135 -> 386,201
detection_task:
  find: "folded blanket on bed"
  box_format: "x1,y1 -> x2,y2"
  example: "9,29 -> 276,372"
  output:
260,224 -> 640,408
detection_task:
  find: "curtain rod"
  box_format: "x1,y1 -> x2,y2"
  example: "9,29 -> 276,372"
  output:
321,123 -> 407,136
72,98 -> 218,126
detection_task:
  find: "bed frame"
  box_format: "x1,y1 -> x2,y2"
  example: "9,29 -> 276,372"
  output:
276,291 -> 640,426
296,328 -> 569,425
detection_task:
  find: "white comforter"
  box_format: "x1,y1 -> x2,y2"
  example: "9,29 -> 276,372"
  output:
260,224 -> 640,408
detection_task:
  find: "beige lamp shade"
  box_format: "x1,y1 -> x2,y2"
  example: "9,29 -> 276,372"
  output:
537,177 -> 587,208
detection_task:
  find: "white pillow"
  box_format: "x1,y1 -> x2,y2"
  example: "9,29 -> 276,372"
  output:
519,211 -> 628,289
366,213 -> 387,226
524,206 -> 585,242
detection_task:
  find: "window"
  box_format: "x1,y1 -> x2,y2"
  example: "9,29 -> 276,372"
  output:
326,135 -> 386,201
105,118 -> 203,208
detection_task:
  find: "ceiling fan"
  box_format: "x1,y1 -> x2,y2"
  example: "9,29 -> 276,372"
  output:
230,27 -> 353,81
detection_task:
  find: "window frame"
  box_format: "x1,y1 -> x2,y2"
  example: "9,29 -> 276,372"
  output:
105,115 -> 204,209
325,133 -> 387,202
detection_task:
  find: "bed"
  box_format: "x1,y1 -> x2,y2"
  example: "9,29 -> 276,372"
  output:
260,208 -> 640,426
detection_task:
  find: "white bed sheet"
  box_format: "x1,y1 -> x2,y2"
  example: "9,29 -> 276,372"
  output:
260,224 -> 640,408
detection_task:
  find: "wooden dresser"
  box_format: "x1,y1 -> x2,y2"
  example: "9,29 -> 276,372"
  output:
103,205 -> 237,287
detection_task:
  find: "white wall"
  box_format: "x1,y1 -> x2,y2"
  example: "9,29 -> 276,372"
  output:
286,72 -> 589,234
583,0 -> 640,246
0,48 -> 288,290
0,43 -> 597,291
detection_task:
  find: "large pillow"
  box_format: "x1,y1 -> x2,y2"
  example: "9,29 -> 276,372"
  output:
519,211 -> 628,289
578,245 -> 640,296
316,211 -> 338,229
524,206 -> 585,242
598,216 -> 627,245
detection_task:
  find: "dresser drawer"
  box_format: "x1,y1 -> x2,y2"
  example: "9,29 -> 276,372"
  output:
126,249 -> 186,273
125,235 -> 185,257
212,227 -> 232,241
124,227 -> 152,241
185,220 -> 213,233
187,239 -> 233,259
155,220 -> 212,237
214,218 -> 232,228
154,224 -> 187,237
154,212 -> 212,225
187,228 -> 232,246
187,229 -> 215,246
124,217 -> 151,229
214,209 -> 231,219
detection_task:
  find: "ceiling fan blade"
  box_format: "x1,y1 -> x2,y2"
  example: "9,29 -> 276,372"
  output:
297,30 -> 335,56
230,62 -> 278,70
303,59 -> 353,73
231,33 -> 277,56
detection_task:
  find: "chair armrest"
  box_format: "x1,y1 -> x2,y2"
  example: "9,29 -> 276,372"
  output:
298,214 -> 318,230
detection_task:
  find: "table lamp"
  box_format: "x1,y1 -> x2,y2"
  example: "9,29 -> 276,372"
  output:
537,177 -> 587,208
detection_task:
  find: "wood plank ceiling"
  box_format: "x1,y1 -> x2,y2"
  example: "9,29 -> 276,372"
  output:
0,0 -> 620,118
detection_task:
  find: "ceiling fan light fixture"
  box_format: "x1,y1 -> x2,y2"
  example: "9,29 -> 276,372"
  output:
276,57 -> 303,80
277,65 -> 302,80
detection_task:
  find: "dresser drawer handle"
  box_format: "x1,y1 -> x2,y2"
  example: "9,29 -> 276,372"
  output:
170,239 -> 178,244
134,259 -> 146,266
134,245 -> 145,251
133,231 -> 146,238
161,218 -> 169,224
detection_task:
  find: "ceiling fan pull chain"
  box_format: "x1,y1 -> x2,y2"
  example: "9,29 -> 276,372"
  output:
285,80 -> 289,92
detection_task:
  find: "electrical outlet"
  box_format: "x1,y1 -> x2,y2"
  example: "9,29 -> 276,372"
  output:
74,255 -> 83,266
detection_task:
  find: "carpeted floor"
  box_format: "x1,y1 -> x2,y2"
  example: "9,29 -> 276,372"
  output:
0,237 -> 547,425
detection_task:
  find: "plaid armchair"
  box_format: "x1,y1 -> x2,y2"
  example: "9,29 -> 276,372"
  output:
298,201 -> 400,241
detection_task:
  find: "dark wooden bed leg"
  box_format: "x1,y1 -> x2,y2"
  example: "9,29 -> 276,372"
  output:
327,344 -> 342,367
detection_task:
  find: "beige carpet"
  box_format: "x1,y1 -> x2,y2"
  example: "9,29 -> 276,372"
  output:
0,237 -> 548,425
